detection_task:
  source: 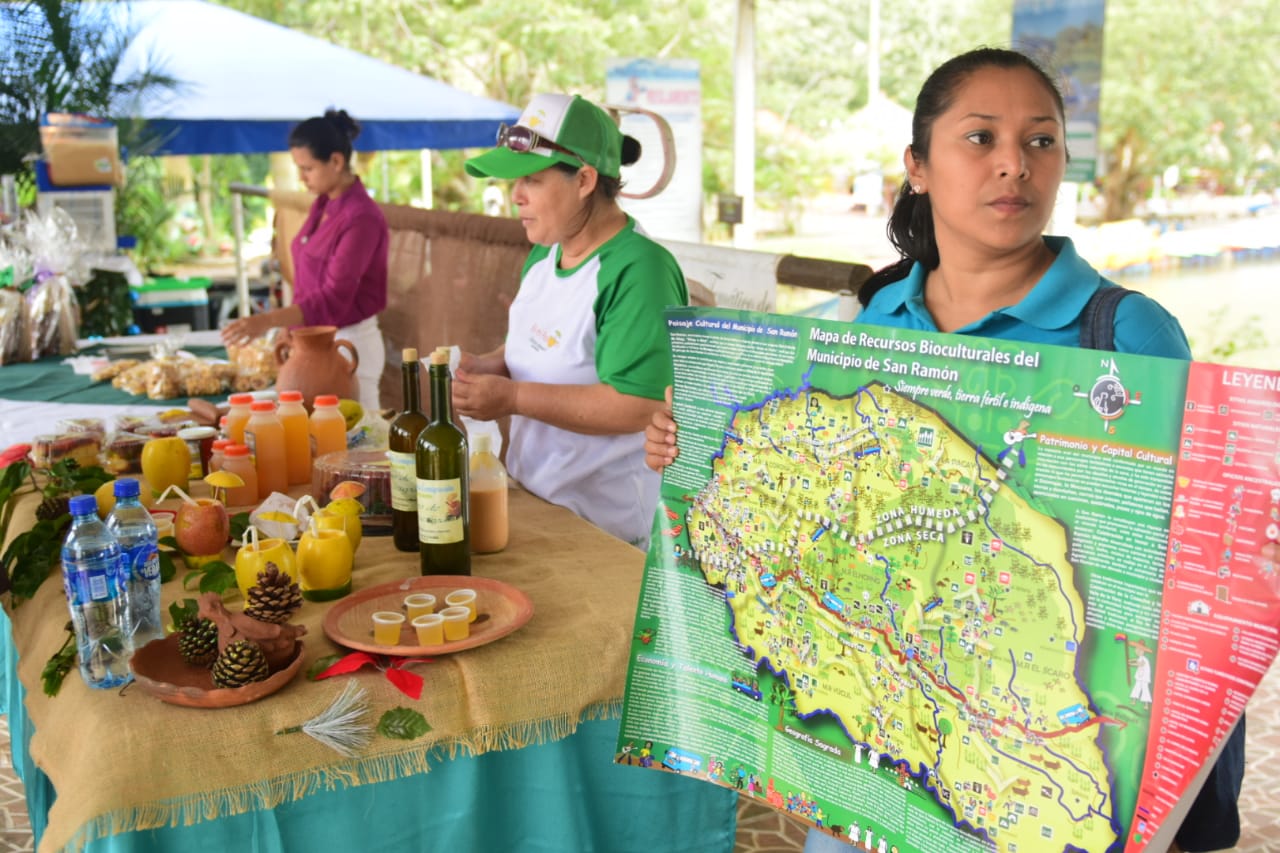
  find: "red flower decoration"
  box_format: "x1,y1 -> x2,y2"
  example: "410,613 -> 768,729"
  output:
315,651 -> 434,700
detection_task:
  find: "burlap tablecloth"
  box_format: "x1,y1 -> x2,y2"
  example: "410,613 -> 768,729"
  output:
5,487 -> 640,852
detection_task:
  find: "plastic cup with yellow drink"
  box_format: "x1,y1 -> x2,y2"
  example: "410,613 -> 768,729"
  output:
372,611 -> 405,645
444,588 -> 477,623
440,606 -> 471,641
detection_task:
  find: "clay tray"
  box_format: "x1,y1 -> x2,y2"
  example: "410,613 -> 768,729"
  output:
131,635 -> 304,708
323,575 -> 533,657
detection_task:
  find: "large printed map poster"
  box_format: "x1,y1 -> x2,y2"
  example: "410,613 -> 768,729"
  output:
616,306 -> 1280,853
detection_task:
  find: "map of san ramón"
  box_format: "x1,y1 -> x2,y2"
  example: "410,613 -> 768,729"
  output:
685,379 -> 1122,853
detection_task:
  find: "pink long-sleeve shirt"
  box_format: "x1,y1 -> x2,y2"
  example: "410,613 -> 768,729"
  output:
290,177 -> 388,328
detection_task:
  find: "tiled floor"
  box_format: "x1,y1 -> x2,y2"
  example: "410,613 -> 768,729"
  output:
0,663 -> 1275,853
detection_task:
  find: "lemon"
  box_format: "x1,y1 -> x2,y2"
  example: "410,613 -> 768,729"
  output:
140,436 -> 190,499
94,478 -> 155,519
337,399 -> 363,431
315,498 -> 363,552
94,480 -> 117,519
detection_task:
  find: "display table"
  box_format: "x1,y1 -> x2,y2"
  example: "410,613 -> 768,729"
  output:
2,486 -> 736,852
0,332 -> 227,449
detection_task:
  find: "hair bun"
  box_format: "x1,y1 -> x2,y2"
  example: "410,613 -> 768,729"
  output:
323,108 -> 362,142
620,135 -> 642,167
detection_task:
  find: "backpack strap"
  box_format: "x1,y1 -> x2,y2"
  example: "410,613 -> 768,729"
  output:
1078,285 -> 1133,351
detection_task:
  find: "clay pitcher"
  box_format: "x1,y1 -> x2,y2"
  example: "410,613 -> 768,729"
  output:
273,326 -> 359,407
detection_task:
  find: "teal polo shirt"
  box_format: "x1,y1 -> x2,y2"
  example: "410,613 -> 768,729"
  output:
856,236 -> 1191,359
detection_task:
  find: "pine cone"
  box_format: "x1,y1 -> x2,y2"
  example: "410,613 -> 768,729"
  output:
244,563 -> 302,624
211,639 -> 269,688
36,495 -> 71,522
177,617 -> 219,667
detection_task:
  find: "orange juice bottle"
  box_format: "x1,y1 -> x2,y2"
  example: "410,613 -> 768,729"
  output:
245,400 -> 288,499
310,394 -> 347,460
221,444 -> 259,508
209,438 -> 230,473
277,390 -> 312,485
225,393 -> 254,446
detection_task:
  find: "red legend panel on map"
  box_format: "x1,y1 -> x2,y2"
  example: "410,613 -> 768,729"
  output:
1130,363 -> 1280,851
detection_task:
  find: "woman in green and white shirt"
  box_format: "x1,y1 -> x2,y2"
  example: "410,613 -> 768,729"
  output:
456,93 -> 686,549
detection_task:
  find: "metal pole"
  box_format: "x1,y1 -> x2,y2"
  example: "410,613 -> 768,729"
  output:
232,191 -> 248,319
733,0 -> 756,248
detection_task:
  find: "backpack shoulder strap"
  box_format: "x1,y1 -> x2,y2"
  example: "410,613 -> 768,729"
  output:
1078,285 -> 1133,351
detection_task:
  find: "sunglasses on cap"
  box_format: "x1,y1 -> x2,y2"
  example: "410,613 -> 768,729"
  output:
495,123 -> 584,166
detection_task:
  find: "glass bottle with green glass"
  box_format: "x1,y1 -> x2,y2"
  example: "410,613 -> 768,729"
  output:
415,347 -> 470,575
388,348 -> 429,552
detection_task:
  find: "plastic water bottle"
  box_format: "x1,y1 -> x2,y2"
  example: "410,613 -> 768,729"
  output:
61,494 -> 133,688
106,478 -> 163,649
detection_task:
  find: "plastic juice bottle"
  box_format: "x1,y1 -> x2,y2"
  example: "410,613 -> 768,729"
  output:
468,433 -> 508,554
221,444 -> 259,508
277,390 -> 312,486
225,393 -> 254,446
209,438 -> 230,473
245,400 -> 288,499
310,394 -> 347,460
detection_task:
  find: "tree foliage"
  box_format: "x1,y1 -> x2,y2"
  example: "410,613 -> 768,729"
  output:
1098,0 -> 1280,219
207,1 -> 1280,221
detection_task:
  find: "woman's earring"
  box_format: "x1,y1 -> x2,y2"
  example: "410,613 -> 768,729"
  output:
911,184 -> 922,194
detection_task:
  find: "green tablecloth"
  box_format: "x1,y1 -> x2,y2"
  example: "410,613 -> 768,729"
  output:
0,345 -> 226,405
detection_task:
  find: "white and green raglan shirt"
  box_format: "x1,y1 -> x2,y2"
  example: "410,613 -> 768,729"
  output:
504,217 -> 686,549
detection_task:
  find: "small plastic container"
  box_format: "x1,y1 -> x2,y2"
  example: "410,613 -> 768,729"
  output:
57,417 -> 106,439
312,449 -> 391,529
101,432 -> 146,475
30,432 -> 102,470
133,422 -> 184,440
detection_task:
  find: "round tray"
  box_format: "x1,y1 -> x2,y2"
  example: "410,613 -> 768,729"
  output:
323,575 -> 533,657
130,635 -> 304,708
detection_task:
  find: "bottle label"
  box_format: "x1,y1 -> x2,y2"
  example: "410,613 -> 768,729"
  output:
416,477 -> 464,544
62,554 -> 121,604
388,451 -> 418,511
122,543 -> 161,582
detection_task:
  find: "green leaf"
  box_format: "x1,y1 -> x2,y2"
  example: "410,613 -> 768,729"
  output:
41,624 -> 76,697
168,598 -> 199,629
0,459 -> 29,506
306,654 -> 344,681
229,511 -> 251,543
182,560 -> 237,595
376,707 -> 431,741
157,548 -> 177,583
3,516 -> 70,603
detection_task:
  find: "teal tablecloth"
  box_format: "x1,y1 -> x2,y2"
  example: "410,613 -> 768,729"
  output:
0,607 -> 736,852
0,345 -> 226,405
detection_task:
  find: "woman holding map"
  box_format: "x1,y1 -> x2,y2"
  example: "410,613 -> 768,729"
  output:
645,47 -> 1257,853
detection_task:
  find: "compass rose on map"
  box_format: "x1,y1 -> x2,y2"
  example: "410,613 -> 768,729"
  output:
1074,357 -> 1142,431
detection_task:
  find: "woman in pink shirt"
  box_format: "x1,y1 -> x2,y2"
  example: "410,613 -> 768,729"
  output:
222,108 -> 389,411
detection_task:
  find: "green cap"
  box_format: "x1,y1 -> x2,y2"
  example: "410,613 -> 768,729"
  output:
466,94 -> 623,180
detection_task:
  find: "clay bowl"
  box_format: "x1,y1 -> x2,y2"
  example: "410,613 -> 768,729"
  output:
130,634 -> 304,708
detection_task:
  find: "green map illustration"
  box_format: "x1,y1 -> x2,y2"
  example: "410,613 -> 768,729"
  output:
687,378 -> 1118,852
616,307 -> 1208,853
